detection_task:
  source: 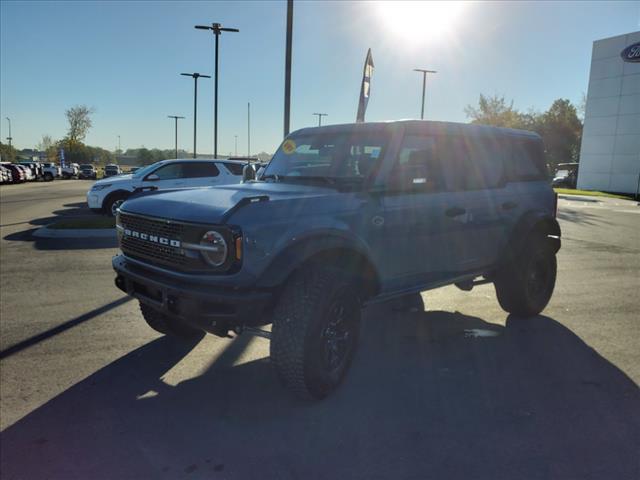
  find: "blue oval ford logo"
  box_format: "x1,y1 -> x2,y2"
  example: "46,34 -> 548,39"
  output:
621,42 -> 640,63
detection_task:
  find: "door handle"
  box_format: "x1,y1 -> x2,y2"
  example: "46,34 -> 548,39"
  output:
501,201 -> 518,211
445,206 -> 466,217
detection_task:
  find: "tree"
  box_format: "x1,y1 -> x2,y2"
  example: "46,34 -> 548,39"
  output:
65,105 -> 95,143
464,94 -> 530,129
137,148 -> 154,165
465,95 -> 583,171
536,99 -> 583,169
37,134 -> 54,152
0,142 -> 17,162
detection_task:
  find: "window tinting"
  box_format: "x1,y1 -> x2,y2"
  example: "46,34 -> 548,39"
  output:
151,163 -> 182,180
389,136 -> 444,192
508,138 -> 547,181
465,137 -> 506,189
182,162 -> 219,178
224,162 -> 245,175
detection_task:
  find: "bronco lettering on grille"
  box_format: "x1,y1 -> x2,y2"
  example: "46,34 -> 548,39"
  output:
123,228 -> 181,248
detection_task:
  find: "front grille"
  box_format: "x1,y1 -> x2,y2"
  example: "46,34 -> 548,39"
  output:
118,212 -> 198,270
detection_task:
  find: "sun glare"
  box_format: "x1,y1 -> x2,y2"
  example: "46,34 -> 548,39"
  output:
375,1 -> 467,44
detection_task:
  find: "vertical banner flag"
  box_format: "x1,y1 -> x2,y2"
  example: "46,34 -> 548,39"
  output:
356,48 -> 374,123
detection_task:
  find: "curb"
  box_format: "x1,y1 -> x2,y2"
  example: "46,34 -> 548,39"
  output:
558,195 -> 601,203
33,226 -> 117,239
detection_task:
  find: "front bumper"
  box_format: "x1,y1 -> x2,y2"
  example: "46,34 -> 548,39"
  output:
113,254 -> 273,335
87,192 -> 102,209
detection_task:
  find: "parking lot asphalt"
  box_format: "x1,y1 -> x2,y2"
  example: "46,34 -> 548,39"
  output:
1,181 -> 639,480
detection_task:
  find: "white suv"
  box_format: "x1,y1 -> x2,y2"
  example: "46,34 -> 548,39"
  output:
87,159 -> 247,216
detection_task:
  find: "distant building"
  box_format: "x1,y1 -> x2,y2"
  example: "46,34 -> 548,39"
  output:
577,31 -> 640,194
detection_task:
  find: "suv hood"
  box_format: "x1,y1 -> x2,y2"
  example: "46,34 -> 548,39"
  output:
120,182 -> 338,225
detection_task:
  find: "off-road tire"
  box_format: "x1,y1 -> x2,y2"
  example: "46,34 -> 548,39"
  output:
270,265 -> 361,400
139,302 -> 204,340
494,234 -> 557,317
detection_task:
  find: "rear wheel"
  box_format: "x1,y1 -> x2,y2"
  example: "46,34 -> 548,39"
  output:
44,172 -> 53,181
271,265 -> 361,399
139,303 -> 204,340
494,235 -> 557,317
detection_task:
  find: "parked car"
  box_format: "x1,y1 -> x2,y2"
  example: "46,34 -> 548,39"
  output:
1,163 -> 26,183
18,161 -> 42,180
552,163 -> 579,189
61,163 -> 79,179
103,164 -> 122,177
87,159 -> 247,216
78,164 -> 98,180
41,162 -> 61,181
112,120 -> 561,399
16,165 -> 34,181
0,165 -> 13,184
129,167 -> 141,174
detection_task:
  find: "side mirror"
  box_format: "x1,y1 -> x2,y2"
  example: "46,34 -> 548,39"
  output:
242,164 -> 256,183
146,173 -> 160,181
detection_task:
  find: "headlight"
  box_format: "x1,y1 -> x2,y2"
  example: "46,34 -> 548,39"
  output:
199,230 -> 228,267
91,183 -> 112,191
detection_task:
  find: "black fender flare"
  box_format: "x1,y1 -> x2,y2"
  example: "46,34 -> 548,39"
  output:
255,233 -> 381,297
506,211 -> 561,260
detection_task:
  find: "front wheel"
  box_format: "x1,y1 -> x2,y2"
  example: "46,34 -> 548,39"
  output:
105,193 -> 128,217
271,265 -> 361,399
494,236 -> 557,317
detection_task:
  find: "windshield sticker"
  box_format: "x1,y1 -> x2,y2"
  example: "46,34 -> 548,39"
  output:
282,139 -> 296,155
370,147 -> 381,158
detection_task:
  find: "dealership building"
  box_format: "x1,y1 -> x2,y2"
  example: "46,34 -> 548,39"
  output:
577,31 -> 640,194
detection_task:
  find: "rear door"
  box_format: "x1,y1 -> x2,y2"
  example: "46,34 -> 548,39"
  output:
438,134 -> 508,272
178,162 -> 221,188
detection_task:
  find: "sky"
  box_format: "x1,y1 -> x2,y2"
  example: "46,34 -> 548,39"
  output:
1,1 -> 639,156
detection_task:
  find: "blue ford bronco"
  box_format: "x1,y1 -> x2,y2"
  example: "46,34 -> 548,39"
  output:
113,120 -> 560,399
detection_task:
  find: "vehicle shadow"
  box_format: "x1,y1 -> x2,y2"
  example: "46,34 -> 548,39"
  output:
1,307 -> 638,480
2,202 -> 117,250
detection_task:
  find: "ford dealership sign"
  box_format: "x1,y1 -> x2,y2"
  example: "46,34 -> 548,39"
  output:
621,42 -> 640,62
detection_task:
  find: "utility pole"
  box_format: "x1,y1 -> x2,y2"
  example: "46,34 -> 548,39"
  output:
181,72 -> 211,158
167,115 -> 185,159
234,135 -> 238,156
247,102 -> 251,157
5,117 -> 12,149
312,113 -> 327,127
413,68 -> 437,120
195,22 -> 239,159
283,0 -> 293,137
117,135 -> 121,154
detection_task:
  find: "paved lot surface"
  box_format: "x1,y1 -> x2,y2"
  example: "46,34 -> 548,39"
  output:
1,181 -> 639,480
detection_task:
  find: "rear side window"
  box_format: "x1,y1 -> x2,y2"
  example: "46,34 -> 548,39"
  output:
224,162 -> 245,175
182,162 -> 220,178
465,137 -> 506,189
508,138 -> 547,181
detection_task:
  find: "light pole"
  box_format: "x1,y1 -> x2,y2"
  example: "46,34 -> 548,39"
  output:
312,113 -> 327,127
234,135 -> 238,156
247,102 -> 251,157
413,68 -> 437,120
5,117 -> 12,149
117,135 -> 121,154
195,22 -> 239,159
181,72 -> 211,158
284,0 -> 293,137
167,115 -> 185,159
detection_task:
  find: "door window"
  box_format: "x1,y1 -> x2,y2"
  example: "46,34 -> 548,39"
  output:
150,163 -> 183,180
465,137 -> 506,189
388,135 -> 444,192
181,162 -> 220,178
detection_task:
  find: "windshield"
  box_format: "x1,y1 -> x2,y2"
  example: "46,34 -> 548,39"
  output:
80,164 -> 93,169
263,132 -> 388,185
